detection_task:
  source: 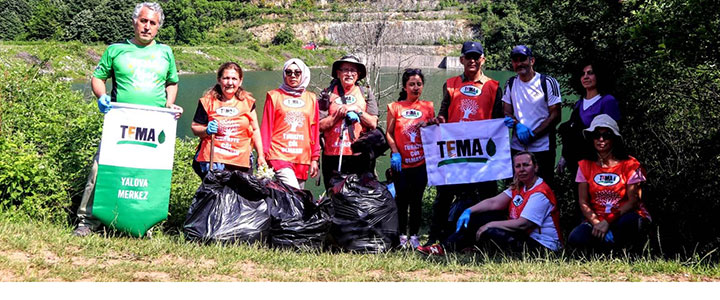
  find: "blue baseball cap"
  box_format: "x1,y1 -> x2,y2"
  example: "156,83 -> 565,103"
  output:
461,41 -> 484,56
510,45 -> 533,58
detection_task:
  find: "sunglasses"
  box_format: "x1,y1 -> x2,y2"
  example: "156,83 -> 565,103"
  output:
511,55 -> 529,62
463,53 -> 482,61
404,68 -> 422,74
285,70 -> 302,77
591,131 -> 615,140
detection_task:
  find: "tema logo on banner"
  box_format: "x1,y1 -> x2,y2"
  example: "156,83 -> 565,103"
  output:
117,125 -> 166,148
420,119 -> 512,186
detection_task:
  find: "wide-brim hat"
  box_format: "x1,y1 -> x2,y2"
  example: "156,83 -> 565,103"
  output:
331,55 -> 367,81
583,114 -> 622,140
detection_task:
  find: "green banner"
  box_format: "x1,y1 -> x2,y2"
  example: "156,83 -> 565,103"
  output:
93,165 -> 172,237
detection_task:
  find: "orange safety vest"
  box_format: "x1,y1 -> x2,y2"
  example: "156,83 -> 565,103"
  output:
578,156 -> 651,220
387,100 -> 435,168
196,93 -> 256,168
508,180 -> 563,245
323,85 -> 367,156
446,76 -> 499,123
265,89 -> 317,165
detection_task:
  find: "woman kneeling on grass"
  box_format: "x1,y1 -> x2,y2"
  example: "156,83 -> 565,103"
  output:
417,151 -> 562,255
567,114 -> 651,251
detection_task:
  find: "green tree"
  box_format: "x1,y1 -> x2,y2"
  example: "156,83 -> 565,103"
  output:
26,0 -> 68,40
0,0 -> 32,40
90,0 -> 135,44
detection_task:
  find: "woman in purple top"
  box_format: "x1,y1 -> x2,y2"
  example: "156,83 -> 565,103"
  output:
558,62 -> 621,181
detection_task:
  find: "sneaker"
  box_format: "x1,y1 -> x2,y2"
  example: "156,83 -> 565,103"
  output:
417,243 -> 445,256
423,236 -> 437,247
409,235 -> 421,248
399,235 -> 409,248
72,226 -> 92,237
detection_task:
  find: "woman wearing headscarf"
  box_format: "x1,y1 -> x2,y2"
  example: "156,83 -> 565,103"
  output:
191,62 -> 265,177
567,114 -> 651,250
261,58 -> 320,189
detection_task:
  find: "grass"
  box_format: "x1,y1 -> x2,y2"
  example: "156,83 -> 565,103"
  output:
0,213 -> 718,282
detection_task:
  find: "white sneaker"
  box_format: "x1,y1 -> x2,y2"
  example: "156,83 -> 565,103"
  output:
409,235 -> 421,248
399,235 -> 409,248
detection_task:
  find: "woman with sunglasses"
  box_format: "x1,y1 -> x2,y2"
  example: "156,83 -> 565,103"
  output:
260,58 -> 320,189
385,68 -> 439,248
558,61 -> 621,181
567,114 -> 651,250
191,62 -> 266,177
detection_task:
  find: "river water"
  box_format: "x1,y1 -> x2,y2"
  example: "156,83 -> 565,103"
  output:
74,68 -> 572,197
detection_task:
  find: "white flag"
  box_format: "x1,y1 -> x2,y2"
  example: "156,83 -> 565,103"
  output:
420,119 -> 512,186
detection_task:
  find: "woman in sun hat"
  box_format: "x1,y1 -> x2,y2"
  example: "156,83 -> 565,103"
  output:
260,58 -> 320,189
567,114 -> 651,250
317,55 -> 379,189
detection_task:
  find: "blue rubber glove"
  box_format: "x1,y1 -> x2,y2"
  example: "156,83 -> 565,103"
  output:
456,208 -> 472,232
391,152 -> 402,172
97,94 -> 112,114
516,122 -> 535,145
346,111 -> 360,123
206,120 -> 218,135
604,230 -> 614,243
386,182 -> 396,198
503,116 -> 515,128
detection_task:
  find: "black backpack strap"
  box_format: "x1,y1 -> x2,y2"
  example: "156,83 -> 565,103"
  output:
505,75 -> 517,96
540,74 -> 548,103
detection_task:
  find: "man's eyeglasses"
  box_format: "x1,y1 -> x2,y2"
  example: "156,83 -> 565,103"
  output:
591,131 -> 615,140
285,70 -> 302,77
339,68 -> 358,74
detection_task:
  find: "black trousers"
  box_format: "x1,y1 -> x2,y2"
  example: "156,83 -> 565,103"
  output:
427,180 -> 498,243
445,210 -> 544,253
393,164 -> 428,236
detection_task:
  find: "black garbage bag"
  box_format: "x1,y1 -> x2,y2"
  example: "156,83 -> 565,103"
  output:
266,180 -> 332,250
183,170 -> 271,244
329,172 -> 399,253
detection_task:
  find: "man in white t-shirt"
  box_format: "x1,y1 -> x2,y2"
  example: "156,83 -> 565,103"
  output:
502,45 -> 561,187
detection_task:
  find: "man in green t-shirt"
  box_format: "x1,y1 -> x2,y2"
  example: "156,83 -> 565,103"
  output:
74,2 -> 182,236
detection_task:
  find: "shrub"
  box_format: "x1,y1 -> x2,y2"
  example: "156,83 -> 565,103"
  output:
272,26 -> 296,46
0,62 -> 102,222
620,60 -> 720,253
166,138 -> 201,231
